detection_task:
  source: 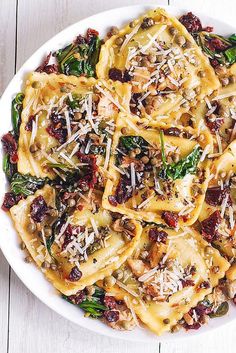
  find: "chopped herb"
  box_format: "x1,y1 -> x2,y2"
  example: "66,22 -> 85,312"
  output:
10,173 -> 47,196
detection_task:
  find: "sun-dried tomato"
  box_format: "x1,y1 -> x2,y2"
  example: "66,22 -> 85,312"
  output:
76,152 -> 98,190
30,195 -> 49,223
194,302 -> 213,316
183,321 -> 201,330
161,211 -> 179,228
148,228 -> 168,243
205,115 -> 224,134
86,28 -> 99,42
1,192 -> 23,211
46,110 -> 67,144
181,279 -> 195,288
36,52 -> 58,74
163,127 -> 182,137
198,281 -> 210,289
205,186 -> 232,207
108,68 -> 123,82
61,224 -> 73,250
115,176 -> 133,204
108,196 -> 118,207
210,59 -> 220,68
1,133 -> 18,163
68,266 -> 82,281
201,210 -> 222,242
179,12 -> 202,33
103,310 -> 119,323
103,296 -> 117,309
67,290 -> 85,304
25,115 -> 35,132
208,38 -> 230,51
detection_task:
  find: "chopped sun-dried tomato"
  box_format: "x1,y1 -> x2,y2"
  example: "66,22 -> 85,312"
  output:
36,52 -> 58,74
103,296 -> 117,309
161,211 -> 179,228
25,115 -> 35,132
201,210 -> 222,242
67,290 -> 85,304
1,192 -> 23,211
179,12 -> 202,33
76,152 -> 98,190
103,310 -> 119,323
148,228 -> 168,243
1,133 -> 18,163
86,28 -> 99,42
115,175 -> 133,204
205,186 -> 232,207
30,195 -> 49,223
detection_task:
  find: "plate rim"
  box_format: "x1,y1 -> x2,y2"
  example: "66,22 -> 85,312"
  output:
0,3 -> 235,342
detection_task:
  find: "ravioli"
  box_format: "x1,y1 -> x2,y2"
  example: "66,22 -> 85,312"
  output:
102,113 -> 211,227
18,72 -> 131,180
97,8 -> 220,121
199,140 -> 236,259
191,82 -> 236,157
10,185 -> 142,295
98,226 -> 229,336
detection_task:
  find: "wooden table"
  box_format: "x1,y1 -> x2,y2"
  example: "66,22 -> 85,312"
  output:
0,1 -> 235,352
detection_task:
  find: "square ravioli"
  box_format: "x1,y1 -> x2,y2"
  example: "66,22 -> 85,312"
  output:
18,72 -> 131,180
10,185 -> 142,295
97,8 -> 219,121
199,140 -> 236,260
187,65 -> 236,157
102,113 -> 212,227
98,226 -> 229,336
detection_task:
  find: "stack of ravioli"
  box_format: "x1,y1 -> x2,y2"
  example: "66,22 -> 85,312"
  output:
7,8 -> 236,336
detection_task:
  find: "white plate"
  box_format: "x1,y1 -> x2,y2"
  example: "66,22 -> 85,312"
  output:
0,4 -> 235,342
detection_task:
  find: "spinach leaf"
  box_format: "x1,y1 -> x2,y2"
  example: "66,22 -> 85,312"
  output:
119,136 -> 149,152
79,300 -> 107,317
46,234 -> 55,255
10,173 -> 47,196
55,36 -> 101,77
228,34 -> 236,44
12,93 -> 24,137
159,145 -> 202,180
62,286 -> 107,318
3,155 -> 17,180
195,32 -> 236,66
224,46 -> 236,64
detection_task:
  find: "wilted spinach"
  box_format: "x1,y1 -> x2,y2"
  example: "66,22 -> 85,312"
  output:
55,36 -> 101,77
2,93 -> 24,180
195,32 -> 236,65
62,286 -> 107,318
11,93 -> 24,137
10,173 -> 47,196
159,130 -> 202,180
119,136 -> 149,152
3,155 -> 17,180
